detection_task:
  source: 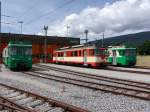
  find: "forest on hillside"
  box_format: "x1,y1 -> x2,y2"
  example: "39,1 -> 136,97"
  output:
91,31 -> 150,47
90,31 -> 150,55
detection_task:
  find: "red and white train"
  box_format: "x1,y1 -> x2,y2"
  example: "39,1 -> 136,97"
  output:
53,44 -> 109,67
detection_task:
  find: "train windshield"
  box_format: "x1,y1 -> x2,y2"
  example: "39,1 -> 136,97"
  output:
125,49 -> 136,56
119,49 -> 136,56
9,46 -> 32,56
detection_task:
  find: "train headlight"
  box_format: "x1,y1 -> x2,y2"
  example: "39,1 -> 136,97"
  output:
11,58 -> 15,60
27,58 -> 31,60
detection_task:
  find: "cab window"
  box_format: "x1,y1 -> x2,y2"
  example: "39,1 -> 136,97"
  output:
119,50 -> 125,56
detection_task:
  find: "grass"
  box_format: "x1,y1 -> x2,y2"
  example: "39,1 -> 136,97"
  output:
136,56 -> 150,67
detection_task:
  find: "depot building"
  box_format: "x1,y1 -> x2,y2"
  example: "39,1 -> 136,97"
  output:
0,33 -> 80,63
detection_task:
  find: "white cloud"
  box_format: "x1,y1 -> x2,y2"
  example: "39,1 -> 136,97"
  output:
47,0 -> 150,40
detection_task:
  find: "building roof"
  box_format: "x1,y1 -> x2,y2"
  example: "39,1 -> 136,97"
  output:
0,33 -> 80,45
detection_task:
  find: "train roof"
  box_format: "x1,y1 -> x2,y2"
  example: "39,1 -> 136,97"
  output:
0,33 -> 80,45
108,47 -> 136,50
57,44 -> 94,50
8,41 -> 32,47
108,45 -> 136,50
56,44 -> 107,52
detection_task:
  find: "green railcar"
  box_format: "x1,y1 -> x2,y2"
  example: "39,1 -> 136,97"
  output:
2,41 -> 32,70
108,46 -> 136,66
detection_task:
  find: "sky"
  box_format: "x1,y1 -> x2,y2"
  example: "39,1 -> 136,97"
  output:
1,0 -> 150,41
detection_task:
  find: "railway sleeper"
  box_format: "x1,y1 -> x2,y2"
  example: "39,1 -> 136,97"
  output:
34,102 -> 53,111
0,90 -> 15,96
0,110 -> 9,112
46,107 -> 64,112
8,94 -> 27,101
135,92 -> 149,97
0,84 -> 90,112
25,100 -> 44,108
15,97 -> 34,105
3,92 -> 20,98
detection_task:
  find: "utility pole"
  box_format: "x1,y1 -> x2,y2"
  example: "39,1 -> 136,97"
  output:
84,29 -> 88,46
0,1 -> 1,33
102,32 -> 104,47
66,25 -> 70,37
18,21 -> 23,34
0,1 -> 2,67
44,25 -> 48,63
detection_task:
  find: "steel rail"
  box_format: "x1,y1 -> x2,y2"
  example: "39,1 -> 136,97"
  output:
23,71 -> 150,101
106,66 -> 150,75
134,66 -> 150,70
0,101 -> 28,112
0,96 -> 35,112
34,64 -> 150,90
0,83 -> 90,112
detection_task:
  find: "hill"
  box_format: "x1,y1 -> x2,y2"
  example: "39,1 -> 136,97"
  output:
90,31 -> 150,47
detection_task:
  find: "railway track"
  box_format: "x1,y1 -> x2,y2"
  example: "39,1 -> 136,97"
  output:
34,64 -> 150,90
134,66 -> 150,70
0,99 -> 29,112
106,66 -> 150,75
0,83 -> 90,112
0,101 -> 25,112
24,64 -> 150,101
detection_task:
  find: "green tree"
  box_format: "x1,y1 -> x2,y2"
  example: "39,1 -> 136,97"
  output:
138,40 -> 150,55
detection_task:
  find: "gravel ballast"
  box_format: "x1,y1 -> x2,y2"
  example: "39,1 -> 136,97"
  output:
0,64 -> 150,112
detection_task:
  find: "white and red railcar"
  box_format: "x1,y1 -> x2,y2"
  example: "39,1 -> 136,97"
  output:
53,44 -> 109,67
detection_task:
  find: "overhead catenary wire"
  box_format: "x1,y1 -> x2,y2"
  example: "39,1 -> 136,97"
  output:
25,0 -> 75,25
17,0 -> 43,19
2,14 -> 17,18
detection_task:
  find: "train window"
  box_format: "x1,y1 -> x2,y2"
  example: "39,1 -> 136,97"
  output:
53,53 -> 56,57
71,51 -> 73,56
57,52 -> 60,57
125,49 -> 136,56
73,51 -> 78,56
64,52 -> 67,57
94,49 -> 100,55
119,50 -> 125,56
89,49 -> 94,56
59,52 -> 61,57
66,51 -> 69,57
9,47 -> 17,55
78,50 -> 81,56
59,52 -> 62,57
56,53 -> 58,57
81,50 -> 83,56
61,52 -> 64,57
25,48 -> 32,55
126,50 -> 130,56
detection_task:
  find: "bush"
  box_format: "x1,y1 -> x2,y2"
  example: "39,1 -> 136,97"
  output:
138,40 -> 150,55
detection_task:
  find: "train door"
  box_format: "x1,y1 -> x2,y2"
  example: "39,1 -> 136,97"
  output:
112,50 -> 117,65
83,49 -> 87,66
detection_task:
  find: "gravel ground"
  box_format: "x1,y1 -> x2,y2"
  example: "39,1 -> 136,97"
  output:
39,63 -> 150,84
0,64 -> 150,112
